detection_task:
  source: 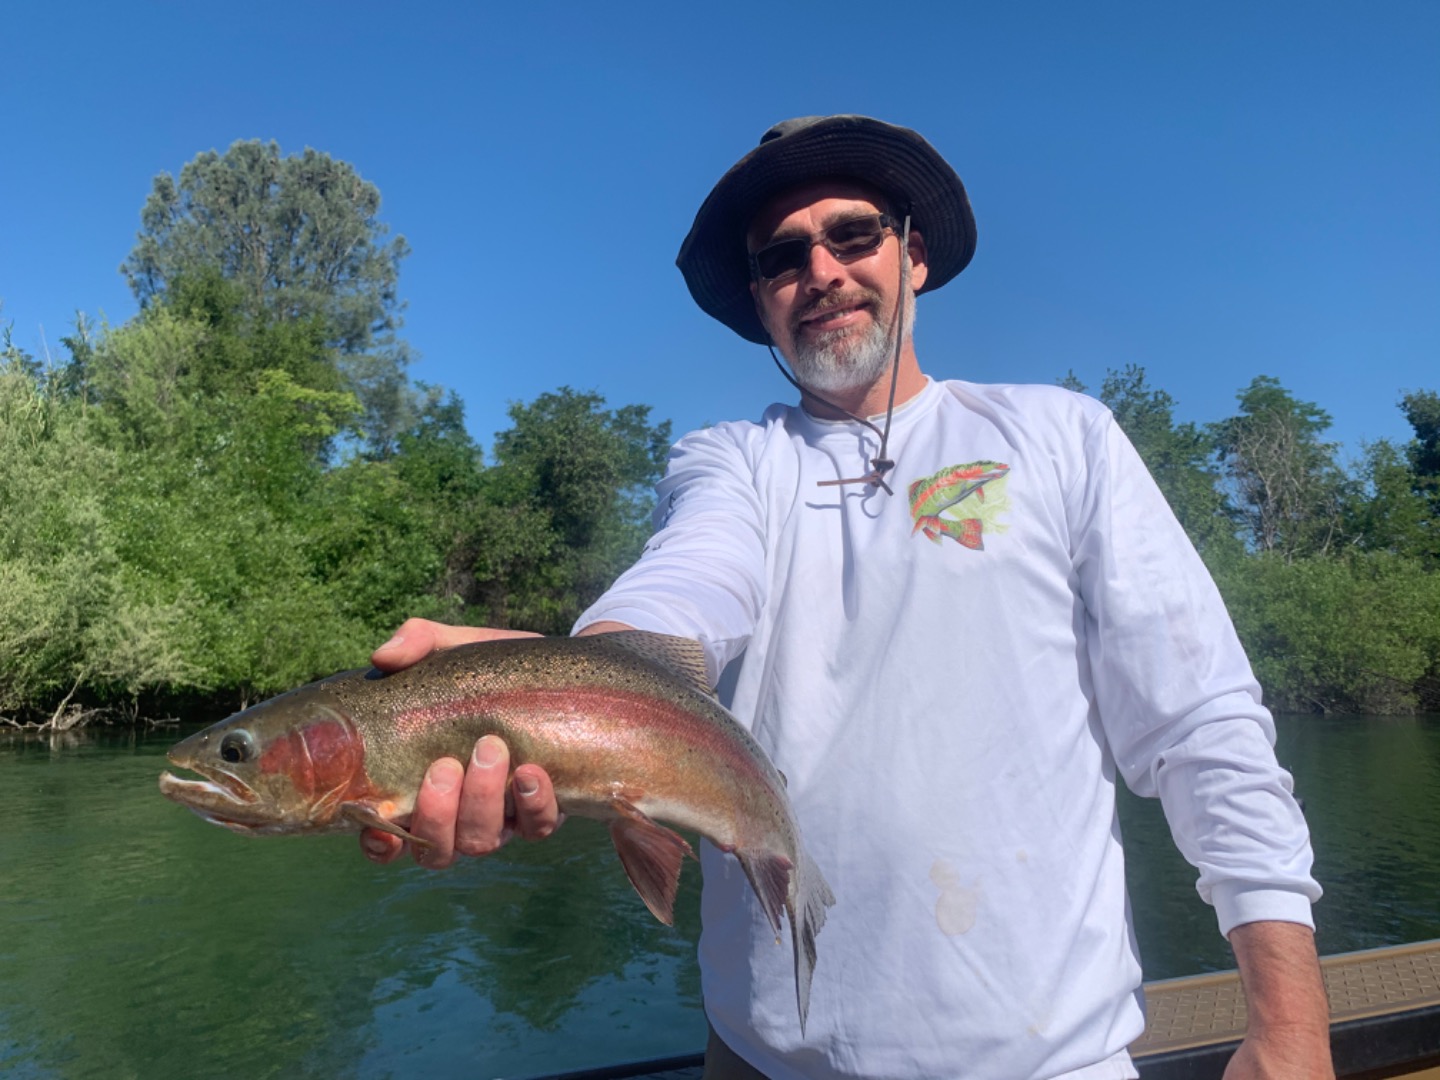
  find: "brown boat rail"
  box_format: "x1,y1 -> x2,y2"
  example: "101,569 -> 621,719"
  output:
526,939 -> 1440,1080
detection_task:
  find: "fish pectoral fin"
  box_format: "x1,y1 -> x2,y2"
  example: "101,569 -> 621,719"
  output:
607,798 -> 695,927
339,801 -> 428,847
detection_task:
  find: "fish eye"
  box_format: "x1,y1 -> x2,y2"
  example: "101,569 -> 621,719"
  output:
219,731 -> 256,764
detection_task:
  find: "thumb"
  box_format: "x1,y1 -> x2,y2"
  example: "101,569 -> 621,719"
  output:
371,618 -> 441,672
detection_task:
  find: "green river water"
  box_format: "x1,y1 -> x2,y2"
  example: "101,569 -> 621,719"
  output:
3,715 -> 1438,1079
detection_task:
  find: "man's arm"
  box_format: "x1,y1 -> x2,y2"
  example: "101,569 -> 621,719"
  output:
1223,920 -> 1333,1079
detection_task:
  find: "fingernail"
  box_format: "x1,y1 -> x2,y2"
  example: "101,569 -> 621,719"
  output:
427,760 -> 461,794
515,774 -> 539,797
362,835 -> 391,857
375,633 -> 404,653
474,736 -> 504,768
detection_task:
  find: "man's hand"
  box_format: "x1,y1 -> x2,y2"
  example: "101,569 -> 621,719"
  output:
369,617 -> 541,671
1223,921 -> 1334,1079
360,618 -> 560,868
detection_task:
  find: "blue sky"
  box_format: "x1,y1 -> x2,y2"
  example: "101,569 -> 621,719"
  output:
3,2 -> 1436,462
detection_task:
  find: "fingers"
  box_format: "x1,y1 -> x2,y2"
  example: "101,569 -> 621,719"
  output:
451,738 -> 563,851
371,618 -> 542,673
512,763 -> 563,840
453,736 -> 514,857
409,757 -> 465,869
362,736 -> 563,872
360,828 -> 405,864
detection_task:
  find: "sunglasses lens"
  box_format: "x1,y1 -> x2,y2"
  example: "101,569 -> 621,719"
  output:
826,217 -> 886,256
751,216 -> 890,281
754,239 -> 810,280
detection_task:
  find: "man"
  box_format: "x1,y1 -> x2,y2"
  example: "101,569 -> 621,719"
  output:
363,116 -> 1332,1079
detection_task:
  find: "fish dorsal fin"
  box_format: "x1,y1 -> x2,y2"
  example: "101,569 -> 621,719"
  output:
601,631 -> 713,697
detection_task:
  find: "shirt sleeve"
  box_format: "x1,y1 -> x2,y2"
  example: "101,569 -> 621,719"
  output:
573,424 -> 767,685
1068,409 -> 1322,936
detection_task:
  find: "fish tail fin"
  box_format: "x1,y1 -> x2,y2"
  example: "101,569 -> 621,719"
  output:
786,849 -> 836,1036
608,799 -> 695,926
739,846 -> 837,1034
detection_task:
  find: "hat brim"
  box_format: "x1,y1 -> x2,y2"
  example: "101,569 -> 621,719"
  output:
676,115 -> 976,345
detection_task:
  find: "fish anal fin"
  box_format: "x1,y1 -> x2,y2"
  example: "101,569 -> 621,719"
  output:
601,631 -> 713,698
738,850 -> 793,943
339,801 -> 429,847
608,797 -> 695,926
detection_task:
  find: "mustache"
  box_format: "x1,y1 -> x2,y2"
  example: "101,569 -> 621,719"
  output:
790,289 -> 884,335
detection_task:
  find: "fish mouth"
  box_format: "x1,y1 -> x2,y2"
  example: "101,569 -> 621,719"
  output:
158,759 -> 263,831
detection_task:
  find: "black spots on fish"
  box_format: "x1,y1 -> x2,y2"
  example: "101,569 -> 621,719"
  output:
597,632 -> 713,697
220,730 -> 256,764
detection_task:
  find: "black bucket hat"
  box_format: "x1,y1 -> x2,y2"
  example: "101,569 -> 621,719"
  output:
676,114 -> 977,345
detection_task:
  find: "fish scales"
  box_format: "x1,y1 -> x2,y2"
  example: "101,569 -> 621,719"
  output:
332,637 -> 785,837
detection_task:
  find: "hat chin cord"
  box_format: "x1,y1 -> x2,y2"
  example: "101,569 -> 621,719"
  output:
765,214 -> 911,497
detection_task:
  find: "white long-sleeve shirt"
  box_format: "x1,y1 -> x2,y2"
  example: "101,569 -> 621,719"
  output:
576,378 -> 1319,1080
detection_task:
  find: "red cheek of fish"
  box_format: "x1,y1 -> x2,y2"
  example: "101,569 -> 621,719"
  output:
302,719 -> 365,798
255,720 -> 365,810
259,730 -> 312,792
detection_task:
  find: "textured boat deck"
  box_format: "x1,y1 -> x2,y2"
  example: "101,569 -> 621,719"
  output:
1136,937 -> 1440,1054
534,939 -> 1440,1080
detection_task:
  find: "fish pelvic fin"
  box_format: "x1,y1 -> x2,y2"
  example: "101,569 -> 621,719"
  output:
913,516 -> 945,545
607,797 -> 696,926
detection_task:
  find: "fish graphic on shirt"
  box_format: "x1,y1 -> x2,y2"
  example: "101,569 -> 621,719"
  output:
907,461 -> 1011,548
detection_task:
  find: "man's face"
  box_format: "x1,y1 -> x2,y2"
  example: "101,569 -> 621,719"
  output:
747,180 -> 928,395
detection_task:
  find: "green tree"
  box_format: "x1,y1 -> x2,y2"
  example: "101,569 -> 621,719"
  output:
122,141 -> 407,353
1096,365 -> 1233,555
1215,551 -> 1440,714
1210,376 -> 1350,561
1348,438 -> 1438,562
2,311 -> 42,381
56,312 -> 97,405
1402,390 -> 1440,481
0,364 -> 195,722
474,388 -> 672,633
1400,390 -> 1440,551
306,387 -> 486,633
120,141 -> 413,452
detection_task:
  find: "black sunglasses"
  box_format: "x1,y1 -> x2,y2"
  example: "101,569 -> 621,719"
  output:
748,214 -> 898,283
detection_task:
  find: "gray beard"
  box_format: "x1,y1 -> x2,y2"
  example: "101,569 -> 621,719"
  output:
787,290 -> 916,396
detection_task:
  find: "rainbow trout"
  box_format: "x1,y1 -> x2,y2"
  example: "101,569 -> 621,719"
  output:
159,631 -> 835,1030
